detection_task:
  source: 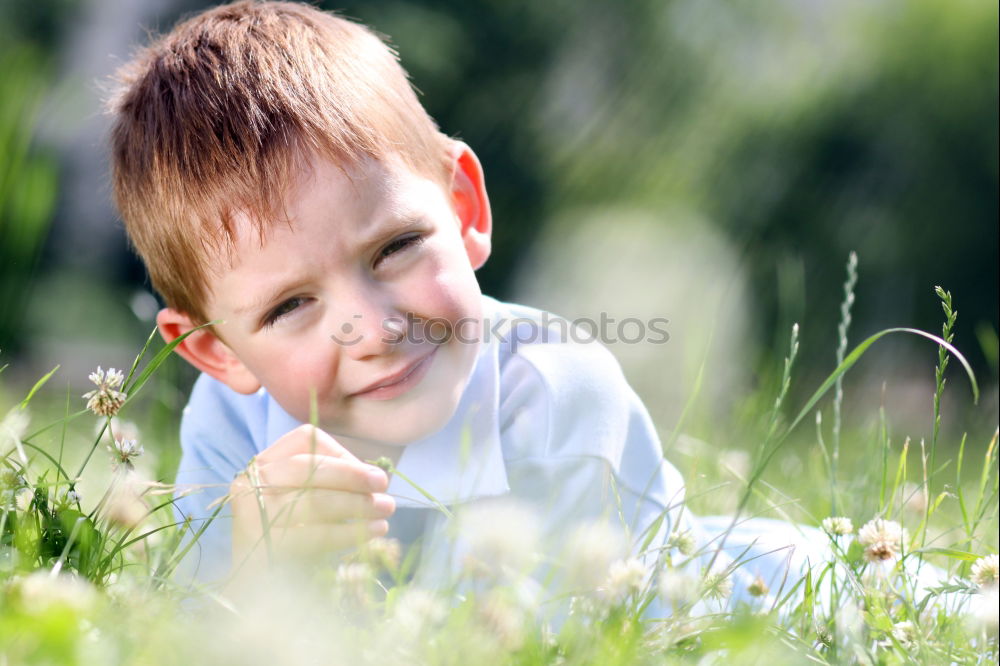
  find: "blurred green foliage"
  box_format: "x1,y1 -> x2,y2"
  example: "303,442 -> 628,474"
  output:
0,46 -> 58,358
4,0 -> 997,385
0,0 -> 82,357
331,0 -> 997,376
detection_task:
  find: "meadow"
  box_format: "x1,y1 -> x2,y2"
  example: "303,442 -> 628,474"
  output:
1,260 -> 996,665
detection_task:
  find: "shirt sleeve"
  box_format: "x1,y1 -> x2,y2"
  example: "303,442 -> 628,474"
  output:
172,374 -> 262,587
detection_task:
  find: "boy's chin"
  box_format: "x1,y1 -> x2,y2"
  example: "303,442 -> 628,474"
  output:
360,392 -> 461,445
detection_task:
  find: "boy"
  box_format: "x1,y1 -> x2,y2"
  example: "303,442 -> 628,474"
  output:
108,0 -> 785,600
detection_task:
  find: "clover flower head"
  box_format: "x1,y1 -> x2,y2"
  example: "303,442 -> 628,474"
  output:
336,561 -> 372,583
390,588 -> 448,638
83,367 -> 127,417
66,488 -> 83,505
971,554 -> 999,590
600,558 -> 649,603
888,620 -> 918,649
363,537 -> 401,572
563,521 -> 627,591
702,569 -> 733,600
109,438 -> 144,470
667,530 -> 697,556
0,467 -> 27,510
14,487 -> 35,512
477,591 -> 526,651
822,516 -> 854,537
12,570 -> 97,615
858,518 -> 907,562
659,569 -> 699,606
967,586 -> 999,633
814,622 -> 833,648
747,576 -> 769,598
457,500 -> 540,575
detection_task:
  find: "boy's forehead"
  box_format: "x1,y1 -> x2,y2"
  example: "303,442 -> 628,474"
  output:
205,153 -> 444,288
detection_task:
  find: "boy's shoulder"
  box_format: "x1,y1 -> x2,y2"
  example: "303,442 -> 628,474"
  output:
483,295 -> 648,464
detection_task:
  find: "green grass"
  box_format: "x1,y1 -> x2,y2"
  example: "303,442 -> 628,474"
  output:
1,276 -> 997,665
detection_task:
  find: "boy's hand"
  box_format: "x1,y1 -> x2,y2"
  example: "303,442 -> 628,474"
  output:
228,424 -> 394,570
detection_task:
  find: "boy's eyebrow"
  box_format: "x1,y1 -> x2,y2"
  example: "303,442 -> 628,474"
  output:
233,280 -> 309,318
231,215 -> 423,318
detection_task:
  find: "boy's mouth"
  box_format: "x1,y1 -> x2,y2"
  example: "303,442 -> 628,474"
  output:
348,346 -> 439,401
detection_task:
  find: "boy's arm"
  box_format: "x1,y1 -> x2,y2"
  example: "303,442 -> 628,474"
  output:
172,374 -> 263,585
499,335 -> 688,564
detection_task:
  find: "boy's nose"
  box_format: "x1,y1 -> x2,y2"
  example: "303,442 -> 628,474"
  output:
330,300 -> 404,361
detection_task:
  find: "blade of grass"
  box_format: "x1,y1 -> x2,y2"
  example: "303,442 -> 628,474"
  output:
18,364 -> 59,409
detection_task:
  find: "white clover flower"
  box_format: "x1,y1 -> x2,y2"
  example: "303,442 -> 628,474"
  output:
702,568 -> 733,601
108,438 -> 144,471
66,488 -> 83,505
363,537 -> 401,572
457,500 -> 540,575
333,562 -> 376,606
14,488 -> 34,512
390,588 -> 448,638
667,530 -> 697,556
1,467 -> 27,509
82,367 -> 127,417
821,516 -> 854,537
12,570 -> 97,615
658,569 -> 699,607
335,561 -> 374,587
967,586 -> 999,634
477,591 -> 526,651
599,557 -> 649,603
970,554 -> 999,590
563,521 -> 627,591
858,518 -> 907,562
814,622 -> 833,648
888,620 -> 918,649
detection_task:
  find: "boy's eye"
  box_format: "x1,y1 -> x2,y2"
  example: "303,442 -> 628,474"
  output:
376,233 -> 424,266
263,297 -> 307,327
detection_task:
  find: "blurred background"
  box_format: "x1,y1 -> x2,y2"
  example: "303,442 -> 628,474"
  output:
1,0 -> 997,481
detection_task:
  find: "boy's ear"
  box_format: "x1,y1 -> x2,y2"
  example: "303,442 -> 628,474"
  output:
448,141 -> 492,270
155,308 -> 262,395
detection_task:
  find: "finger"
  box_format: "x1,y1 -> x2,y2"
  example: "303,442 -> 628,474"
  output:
252,455 -> 388,493
266,520 -> 390,556
258,424 -> 357,462
263,490 -> 395,527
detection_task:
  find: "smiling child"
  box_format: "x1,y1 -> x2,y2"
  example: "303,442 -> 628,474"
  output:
108,1 -> 823,604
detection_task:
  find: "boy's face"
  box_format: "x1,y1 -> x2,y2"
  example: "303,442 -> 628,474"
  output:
171,146 -> 491,449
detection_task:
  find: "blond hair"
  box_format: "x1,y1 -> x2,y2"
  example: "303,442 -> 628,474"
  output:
108,1 -> 452,325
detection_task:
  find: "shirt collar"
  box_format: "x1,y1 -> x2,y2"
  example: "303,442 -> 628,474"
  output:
265,296 -> 510,509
